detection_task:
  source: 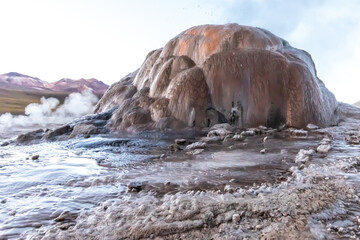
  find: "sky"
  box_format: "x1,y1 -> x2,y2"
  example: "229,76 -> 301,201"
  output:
0,0 -> 359,103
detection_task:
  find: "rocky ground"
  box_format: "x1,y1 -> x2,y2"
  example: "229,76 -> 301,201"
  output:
20,103 -> 360,240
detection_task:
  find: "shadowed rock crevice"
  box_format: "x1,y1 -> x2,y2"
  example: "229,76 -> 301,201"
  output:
95,24 -> 338,131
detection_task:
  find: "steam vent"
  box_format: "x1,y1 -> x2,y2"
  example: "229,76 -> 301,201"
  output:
95,24 -> 338,131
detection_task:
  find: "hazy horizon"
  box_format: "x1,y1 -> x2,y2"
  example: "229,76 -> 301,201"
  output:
0,0 -> 359,103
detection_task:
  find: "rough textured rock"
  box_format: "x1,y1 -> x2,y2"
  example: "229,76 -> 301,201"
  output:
17,129 -> 44,144
95,24 -> 337,131
42,125 -> 72,141
69,124 -> 99,138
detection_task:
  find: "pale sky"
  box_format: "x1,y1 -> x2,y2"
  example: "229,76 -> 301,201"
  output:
0,0 -> 359,103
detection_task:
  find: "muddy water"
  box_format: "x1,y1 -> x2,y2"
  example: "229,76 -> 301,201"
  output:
0,130 -> 323,239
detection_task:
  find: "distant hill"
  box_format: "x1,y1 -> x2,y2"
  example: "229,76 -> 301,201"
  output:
354,101 -> 360,107
0,72 -> 109,115
45,78 -> 108,96
0,72 -> 47,91
0,72 -> 108,95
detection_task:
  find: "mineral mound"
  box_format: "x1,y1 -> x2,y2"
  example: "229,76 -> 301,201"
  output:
95,24 -> 338,131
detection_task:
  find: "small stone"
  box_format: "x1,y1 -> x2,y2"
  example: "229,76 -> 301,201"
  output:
295,149 -> 315,163
0,141 -> 10,147
54,210 -> 77,223
208,129 -> 233,139
317,144 -> 331,154
320,137 -> 332,144
278,124 -> 286,131
224,185 -> 234,193
31,155 -> 39,160
33,223 -> 42,228
169,143 -> 180,152
262,136 -> 268,143
241,130 -> 255,136
258,125 -> 267,131
232,213 -> 240,223
233,134 -> 245,141
186,149 -> 204,155
260,149 -> 266,154
200,136 -> 222,143
345,135 -> 360,144
288,129 -> 308,138
174,139 -> 187,145
127,182 -> 143,192
0,199 -> 6,204
306,123 -> 319,130
184,142 -> 207,151
138,204 -> 146,213
223,135 -> 233,142
266,129 -> 276,135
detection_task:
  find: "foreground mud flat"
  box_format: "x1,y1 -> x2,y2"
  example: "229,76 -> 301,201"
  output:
0,103 -> 357,239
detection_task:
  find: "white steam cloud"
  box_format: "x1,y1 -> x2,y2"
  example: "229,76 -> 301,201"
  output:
0,89 -> 98,130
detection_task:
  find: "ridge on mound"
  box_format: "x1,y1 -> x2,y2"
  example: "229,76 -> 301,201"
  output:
95,23 -> 338,131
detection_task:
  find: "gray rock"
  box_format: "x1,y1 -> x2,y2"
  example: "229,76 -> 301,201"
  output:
200,136 -> 222,143
69,124 -> 99,138
42,125 -> 72,140
184,142 -> 207,151
295,149 -> 315,163
224,185 -> 234,193
169,143 -> 181,152
287,129 -> 308,138
127,182 -> 144,192
17,129 -> 44,144
233,134 -> 245,141
186,149 -> 204,155
320,137 -> 332,144
174,139 -> 187,145
207,129 -> 233,139
317,144 -> 331,154
345,134 -> 360,144
241,130 -> 255,136
232,213 -> 240,223
306,123 -> 319,130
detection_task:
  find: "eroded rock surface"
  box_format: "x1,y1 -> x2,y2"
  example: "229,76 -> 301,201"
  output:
95,24 -> 337,132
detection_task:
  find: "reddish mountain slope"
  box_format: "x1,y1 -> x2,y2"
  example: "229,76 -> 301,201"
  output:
45,78 -> 108,96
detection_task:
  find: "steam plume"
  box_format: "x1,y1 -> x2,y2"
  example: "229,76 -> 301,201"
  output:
0,89 -> 98,130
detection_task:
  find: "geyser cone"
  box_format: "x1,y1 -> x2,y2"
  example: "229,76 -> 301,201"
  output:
95,24 -> 338,131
